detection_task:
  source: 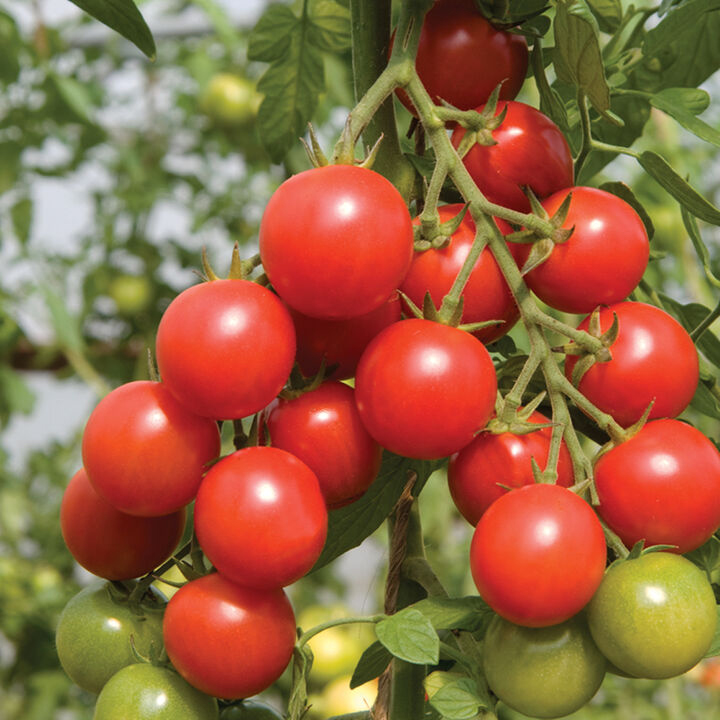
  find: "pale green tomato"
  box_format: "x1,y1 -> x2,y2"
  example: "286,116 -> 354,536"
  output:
201,74 -> 260,126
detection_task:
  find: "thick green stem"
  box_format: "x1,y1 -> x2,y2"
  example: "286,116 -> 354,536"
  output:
574,90 -> 593,177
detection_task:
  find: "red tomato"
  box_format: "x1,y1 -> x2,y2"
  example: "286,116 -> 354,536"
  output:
448,410 -> 574,526
398,0 -> 528,112
263,382 -> 382,509
516,187 -> 649,314
565,302 -> 699,427
156,279 -> 295,420
289,293 -> 401,380
470,483 -> 606,627
82,381 -> 221,516
163,573 -> 296,699
594,419 -> 720,554
61,469 -> 185,580
401,206 -> 520,344
451,101 -> 574,213
194,447 -> 328,588
355,319 -> 497,459
259,165 -> 413,319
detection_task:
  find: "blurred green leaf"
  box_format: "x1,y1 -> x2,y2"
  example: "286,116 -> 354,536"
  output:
11,196 -> 33,246
376,608 -> 439,665
350,640 -> 392,688
0,366 -> 35,416
248,5 -> 298,62
67,0 -> 156,59
659,294 -> 720,368
586,0 -> 623,33
553,0 -> 610,114
638,152 -> 720,225
43,288 -> 84,353
681,208 -> 720,288
599,181 -> 655,240
690,379 -> 720,420
311,1 -> 351,52
654,88 -> 710,115
0,11 -> 21,83
0,143 -> 21,196
705,606 -> 720,657
650,91 -> 720,147
50,74 -> 95,123
190,0 -> 239,49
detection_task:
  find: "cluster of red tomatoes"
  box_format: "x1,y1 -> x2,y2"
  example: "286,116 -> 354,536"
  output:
54,1 -> 720,718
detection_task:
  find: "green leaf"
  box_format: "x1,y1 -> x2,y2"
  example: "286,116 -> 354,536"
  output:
650,92 -> 720,147
428,676 -> 484,720
658,294 -> 720,369
586,0 -> 623,33
705,606 -> 720,657
375,608 -> 439,665
654,88 -> 710,115
310,0 -> 351,52
10,197 -> 33,246
553,0 -> 610,114
681,207 -> 720,288
312,454 -> 440,571
248,5 -> 298,63
67,0 -> 155,59
643,0 -> 720,56
350,640 -> 392,688
599,182 -> 654,240
0,366 -> 35,415
412,596 -> 495,633
637,151 -> 720,226
43,288 -> 84,353
0,11 -> 21,84
0,143 -> 21,196
686,536 -> 720,583
690,380 -> 720,420
50,73 -> 95,124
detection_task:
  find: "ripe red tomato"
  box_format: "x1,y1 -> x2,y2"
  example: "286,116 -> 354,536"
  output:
451,101 -> 574,213
156,278 -> 295,420
401,206 -> 520,344
163,573 -> 296,699
398,0 -> 528,112
355,318 -> 497,459
517,187 -> 649,314
262,382 -> 382,509
470,483 -> 606,627
288,293 -> 401,381
82,381 -> 220,516
594,419 -> 720,554
448,410 -> 574,526
61,469 -> 185,580
259,165 -> 413,320
194,446 -> 328,588
565,302 -> 699,427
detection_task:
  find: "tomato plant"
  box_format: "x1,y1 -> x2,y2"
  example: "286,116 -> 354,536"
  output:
259,164 -> 413,320
565,301 -> 699,427
93,663 -> 219,719
470,483 -> 606,627
451,101 -> 574,213
262,381 -> 382,509
60,468 -> 185,580
194,446 -> 327,588
355,318 -> 497,459
55,582 -> 164,694
587,552 -> 718,679
483,614 -> 606,718
517,187 -> 650,314
402,205 -> 520,344
163,573 -> 296,700
82,380 -> 221,516
156,279 -> 296,420
594,418 -> 720,554
448,410 -> 574,526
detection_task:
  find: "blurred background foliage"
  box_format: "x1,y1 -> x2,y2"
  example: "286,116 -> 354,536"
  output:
0,0 -> 719,718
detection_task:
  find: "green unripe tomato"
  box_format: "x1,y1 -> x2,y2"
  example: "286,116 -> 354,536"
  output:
56,583 -> 164,694
93,664 -> 218,719
483,614 -> 606,719
201,73 -> 260,127
108,274 -> 153,315
587,552 -> 717,679
219,701 -> 283,719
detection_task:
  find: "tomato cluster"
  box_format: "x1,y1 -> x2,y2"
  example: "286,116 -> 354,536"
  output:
55,4 -> 720,717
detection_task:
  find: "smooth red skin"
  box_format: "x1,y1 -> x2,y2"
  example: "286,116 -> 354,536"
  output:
156,279 -> 295,420
355,318 -> 497,460
194,446 -> 328,589
451,101 -> 574,213
163,573 -> 296,699
448,411 -> 574,526
595,419 -> 720,554
61,469 -> 185,580
566,302 -> 699,427
402,206 -> 520,344
517,187 -> 649,314
289,293 -> 401,380
471,484 -> 606,627
398,0 -> 528,113
259,165 -> 413,320
82,381 -> 221,516
263,382 -> 382,509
